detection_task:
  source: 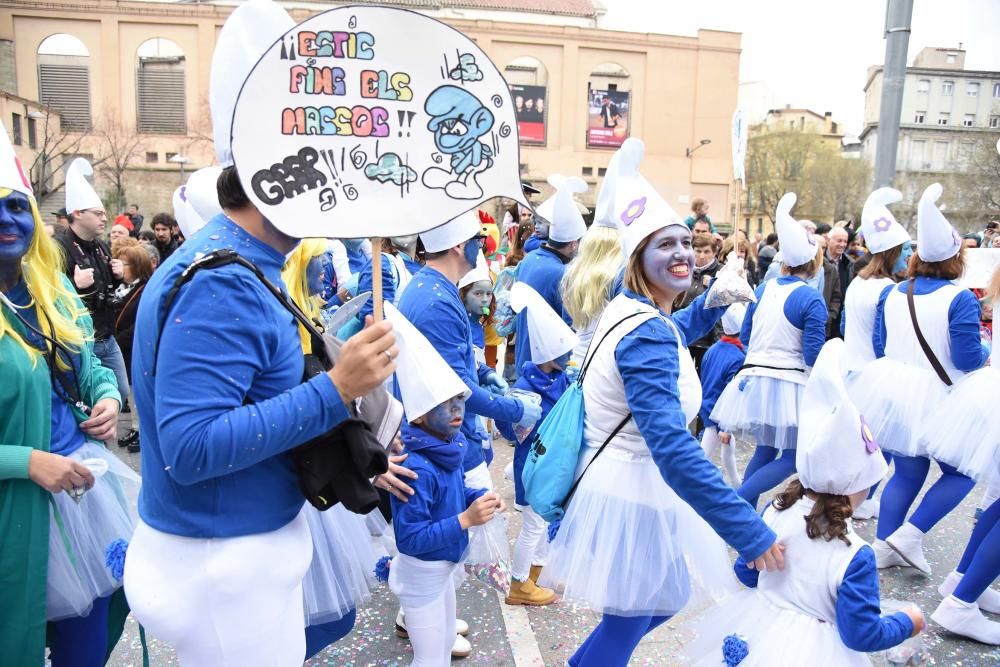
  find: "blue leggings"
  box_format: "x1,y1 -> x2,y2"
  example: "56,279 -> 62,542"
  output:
868,451 -> 894,499
48,594 -> 112,667
954,498 -> 1000,604
876,455 -> 976,540
305,608 -> 357,660
568,613 -> 671,667
738,445 -> 796,509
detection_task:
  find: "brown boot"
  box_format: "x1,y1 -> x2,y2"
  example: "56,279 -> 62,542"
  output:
529,565 -> 544,584
505,578 -> 557,606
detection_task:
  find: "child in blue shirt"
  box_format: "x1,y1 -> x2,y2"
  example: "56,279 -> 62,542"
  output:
698,303 -> 747,487
497,283 -> 578,607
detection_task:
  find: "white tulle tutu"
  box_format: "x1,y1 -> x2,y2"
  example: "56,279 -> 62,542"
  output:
682,589 -> 870,666
849,358 -> 949,458
47,440 -> 140,621
538,445 -> 739,617
302,505 -> 389,625
919,367 -> 1000,482
710,374 -> 803,450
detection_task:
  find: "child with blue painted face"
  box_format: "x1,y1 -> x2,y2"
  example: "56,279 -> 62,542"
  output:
496,282 -> 579,607
385,303 -> 504,667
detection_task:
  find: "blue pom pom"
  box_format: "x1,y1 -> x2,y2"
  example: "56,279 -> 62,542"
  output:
374,555 -> 392,583
547,519 -> 561,543
104,538 -> 129,581
722,634 -> 749,666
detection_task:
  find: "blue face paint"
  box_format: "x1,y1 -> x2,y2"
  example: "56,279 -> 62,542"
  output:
893,240 -> 913,275
463,280 -> 492,317
552,351 -> 572,371
343,238 -> 365,253
422,395 -> 466,439
306,254 -> 332,296
462,237 -> 479,271
0,191 -> 35,265
640,226 -> 695,301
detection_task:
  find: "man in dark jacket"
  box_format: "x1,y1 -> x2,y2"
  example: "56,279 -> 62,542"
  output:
826,226 -> 852,338
152,213 -> 179,262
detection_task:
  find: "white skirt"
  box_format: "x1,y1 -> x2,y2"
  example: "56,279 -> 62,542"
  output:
302,505 -> 388,625
47,440 -> 140,621
920,367 -> 1000,482
682,589 -> 871,666
538,445 -> 739,617
850,358 -> 949,458
710,374 -> 803,450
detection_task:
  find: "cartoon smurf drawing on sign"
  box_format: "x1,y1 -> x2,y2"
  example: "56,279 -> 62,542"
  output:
421,85 -> 495,199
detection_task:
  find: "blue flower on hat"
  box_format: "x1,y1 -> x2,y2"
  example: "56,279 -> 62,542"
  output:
722,634 -> 749,666
620,196 -> 647,226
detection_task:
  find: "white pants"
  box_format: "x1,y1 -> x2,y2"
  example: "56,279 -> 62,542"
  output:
389,555 -> 458,666
463,461 -> 494,492
124,510 -> 312,666
511,504 -> 548,581
701,426 -> 740,488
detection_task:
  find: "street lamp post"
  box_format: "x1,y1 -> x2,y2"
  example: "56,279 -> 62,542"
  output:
168,153 -> 192,183
686,139 -> 712,158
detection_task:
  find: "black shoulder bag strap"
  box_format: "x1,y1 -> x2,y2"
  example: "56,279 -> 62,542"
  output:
906,279 -> 953,387
560,309 -> 647,507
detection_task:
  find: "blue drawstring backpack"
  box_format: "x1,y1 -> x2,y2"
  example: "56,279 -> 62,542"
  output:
521,312 -> 643,522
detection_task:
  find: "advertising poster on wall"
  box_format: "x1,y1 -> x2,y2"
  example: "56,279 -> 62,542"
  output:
509,84 -> 546,145
587,88 -> 629,148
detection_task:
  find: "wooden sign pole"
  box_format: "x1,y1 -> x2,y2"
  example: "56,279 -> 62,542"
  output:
371,238 -> 384,321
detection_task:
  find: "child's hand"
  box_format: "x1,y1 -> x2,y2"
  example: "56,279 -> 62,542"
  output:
460,492 -> 502,529
719,432 -> 732,445
903,605 -> 925,636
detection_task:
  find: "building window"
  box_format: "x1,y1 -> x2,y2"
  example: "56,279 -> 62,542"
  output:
993,82 -> 1000,98
165,152 -> 177,162
136,39 -> 187,134
37,34 -> 92,132
990,115 -> 999,129
597,167 -> 607,177
942,81 -> 954,96
757,217 -> 763,234
145,151 -> 159,163
938,113 -> 950,125
27,117 -> 37,149
967,82 -> 980,97
946,54 -> 957,64
581,166 -> 593,176
10,113 -> 22,145
917,79 -> 930,93
963,114 -> 975,127
914,111 -> 926,124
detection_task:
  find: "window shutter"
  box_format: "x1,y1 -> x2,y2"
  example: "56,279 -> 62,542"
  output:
136,60 -> 186,134
38,64 -> 92,131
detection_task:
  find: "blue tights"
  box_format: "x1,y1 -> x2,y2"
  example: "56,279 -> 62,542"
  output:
49,594 -> 112,667
305,608 -> 357,660
738,445 -> 796,509
954,498 -> 1000,604
876,455 -> 975,540
568,613 -> 671,667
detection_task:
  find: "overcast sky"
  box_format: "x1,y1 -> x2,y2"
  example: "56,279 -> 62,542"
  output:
597,0 -> 1000,135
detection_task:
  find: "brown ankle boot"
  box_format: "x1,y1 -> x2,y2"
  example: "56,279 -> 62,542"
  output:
505,578 -> 557,606
529,565 -> 543,584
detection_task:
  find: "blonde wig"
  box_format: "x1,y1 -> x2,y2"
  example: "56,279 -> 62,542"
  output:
561,224 -> 623,330
281,237 -> 330,353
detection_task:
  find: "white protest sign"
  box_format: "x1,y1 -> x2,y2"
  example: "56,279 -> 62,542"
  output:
959,248 -> 1000,289
731,107 -> 748,184
230,6 -> 529,239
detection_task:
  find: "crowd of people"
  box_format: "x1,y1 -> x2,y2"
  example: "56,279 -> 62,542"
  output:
2,1 -> 999,666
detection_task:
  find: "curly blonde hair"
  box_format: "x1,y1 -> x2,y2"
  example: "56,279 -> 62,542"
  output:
562,225 -> 622,329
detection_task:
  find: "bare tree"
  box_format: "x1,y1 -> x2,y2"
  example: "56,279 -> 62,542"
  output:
805,148 -> 871,223
94,112 -> 145,213
745,129 -> 828,224
27,108 -> 90,199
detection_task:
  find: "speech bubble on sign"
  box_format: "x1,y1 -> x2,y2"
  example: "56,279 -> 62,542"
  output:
230,6 -> 530,239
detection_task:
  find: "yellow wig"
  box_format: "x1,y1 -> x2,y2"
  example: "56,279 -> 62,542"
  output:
0,187 -> 88,368
281,238 -> 330,353
561,224 -> 623,330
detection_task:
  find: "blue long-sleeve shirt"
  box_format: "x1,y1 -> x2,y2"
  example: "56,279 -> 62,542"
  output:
355,255 -> 397,321
873,277 -> 989,371
741,276 -> 828,367
397,266 -> 524,471
514,247 -> 572,373
615,290 -> 775,562
698,337 -> 746,429
391,424 -> 487,562
132,215 -> 349,538
734,545 -> 914,652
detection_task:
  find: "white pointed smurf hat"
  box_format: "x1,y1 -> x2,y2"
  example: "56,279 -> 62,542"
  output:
458,250 -> 491,289
613,138 -> 685,258
510,282 -> 578,364
419,208 -> 480,253
797,339 -> 888,496
860,187 -> 910,254
721,303 -> 747,336
917,183 -> 962,263
541,175 -> 588,243
0,124 -> 33,199
64,158 -> 103,212
385,302 -> 470,422
593,148 -> 624,229
775,193 -> 818,267
210,0 -> 294,166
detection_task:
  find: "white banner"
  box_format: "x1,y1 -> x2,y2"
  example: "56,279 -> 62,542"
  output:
731,107 -> 748,184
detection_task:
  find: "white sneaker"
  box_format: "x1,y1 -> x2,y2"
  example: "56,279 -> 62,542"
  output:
932,595 -> 1000,645
938,571 -> 1000,614
395,609 -> 470,638
874,539 -> 909,569
854,498 -> 880,520
455,618 -> 469,636
452,633 -> 472,658
886,523 -> 932,575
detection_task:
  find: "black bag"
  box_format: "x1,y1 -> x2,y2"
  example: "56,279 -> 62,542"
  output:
153,249 -> 393,513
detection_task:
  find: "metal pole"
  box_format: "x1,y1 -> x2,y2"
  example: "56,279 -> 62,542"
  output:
873,0 -> 914,188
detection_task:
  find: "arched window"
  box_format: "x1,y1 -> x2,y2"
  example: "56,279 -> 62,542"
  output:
587,62 -> 631,148
37,34 -> 91,131
136,38 -> 186,134
504,56 -> 548,146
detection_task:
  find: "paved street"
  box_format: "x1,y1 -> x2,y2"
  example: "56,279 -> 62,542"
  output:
107,412 -> 999,666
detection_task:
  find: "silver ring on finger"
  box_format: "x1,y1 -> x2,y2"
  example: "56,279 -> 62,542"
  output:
384,349 -> 393,361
